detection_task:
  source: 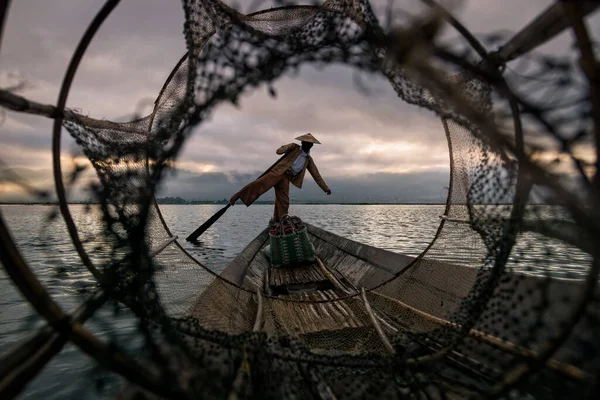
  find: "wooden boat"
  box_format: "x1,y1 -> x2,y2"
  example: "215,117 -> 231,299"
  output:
118,220 -> 593,399
185,222 -> 592,388
188,223 -> 413,344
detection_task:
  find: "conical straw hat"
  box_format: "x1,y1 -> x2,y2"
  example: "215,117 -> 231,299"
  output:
294,133 -> 321,144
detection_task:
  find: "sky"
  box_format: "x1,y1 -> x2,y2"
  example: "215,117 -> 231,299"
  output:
0,0 -> 598,203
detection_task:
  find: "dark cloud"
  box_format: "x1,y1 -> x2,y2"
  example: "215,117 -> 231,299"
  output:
157,167 -> 449,203
0,167 -> 52,182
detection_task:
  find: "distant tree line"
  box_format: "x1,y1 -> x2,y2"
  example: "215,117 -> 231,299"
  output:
155,197 -> 276,205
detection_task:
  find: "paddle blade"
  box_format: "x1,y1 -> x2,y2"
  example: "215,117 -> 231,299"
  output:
185,204 -> 231,242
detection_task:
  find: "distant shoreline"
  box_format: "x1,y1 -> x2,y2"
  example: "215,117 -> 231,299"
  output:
1,202 -> 556,206
0,201 -> 447,206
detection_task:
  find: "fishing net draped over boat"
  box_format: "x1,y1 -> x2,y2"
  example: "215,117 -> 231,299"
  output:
1,0 -> 600,399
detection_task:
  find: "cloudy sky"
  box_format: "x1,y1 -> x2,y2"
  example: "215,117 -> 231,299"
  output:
0,0 -> 598,203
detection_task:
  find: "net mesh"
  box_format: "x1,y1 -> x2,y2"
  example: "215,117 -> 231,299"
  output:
5,0 -> 599,398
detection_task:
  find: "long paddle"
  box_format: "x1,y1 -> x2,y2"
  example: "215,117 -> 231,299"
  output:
185,151 -> 291,242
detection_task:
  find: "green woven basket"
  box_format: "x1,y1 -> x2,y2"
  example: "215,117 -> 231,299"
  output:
269,225 -> 316,268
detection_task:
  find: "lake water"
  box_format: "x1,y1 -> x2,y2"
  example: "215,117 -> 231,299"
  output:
0,204 -> 590,399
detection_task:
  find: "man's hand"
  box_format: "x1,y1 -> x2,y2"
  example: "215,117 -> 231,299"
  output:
326,190 -> 332,195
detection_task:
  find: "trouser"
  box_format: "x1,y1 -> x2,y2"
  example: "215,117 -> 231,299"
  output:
234,170 -> 290,221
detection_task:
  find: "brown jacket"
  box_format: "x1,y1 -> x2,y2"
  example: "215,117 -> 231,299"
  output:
271,143 -> 330,192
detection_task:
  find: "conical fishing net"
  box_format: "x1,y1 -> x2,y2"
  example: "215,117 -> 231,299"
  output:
1,0 -> 599,399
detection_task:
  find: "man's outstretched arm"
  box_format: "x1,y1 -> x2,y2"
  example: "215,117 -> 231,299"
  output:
307,158 -> 331,195
276,143 -> 296,154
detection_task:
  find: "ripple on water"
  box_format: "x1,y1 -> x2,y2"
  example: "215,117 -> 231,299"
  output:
0,204 -> 591,399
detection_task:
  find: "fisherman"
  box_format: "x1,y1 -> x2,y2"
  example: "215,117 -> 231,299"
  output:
229,133 -> 331,222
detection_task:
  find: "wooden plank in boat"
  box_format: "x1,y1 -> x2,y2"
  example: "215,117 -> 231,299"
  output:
268,262 -> 333,296
269,262 -> 326,286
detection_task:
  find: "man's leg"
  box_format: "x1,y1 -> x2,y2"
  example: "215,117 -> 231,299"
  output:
273,173 -> 290,221
230,171 -> 281,206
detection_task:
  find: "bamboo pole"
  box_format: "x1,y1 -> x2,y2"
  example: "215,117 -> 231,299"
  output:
150,235 -> 178,257
316,257 -> 354,296
0,289 -> 108,400
369,290 -> 589,382
253,290 -> 263,332
492,2 -> 599,63
0,210 -> 186,399
361,288 -> 395,354
0,89 -> 151,136
561,1 -> 600,195
0,329 -> 67,399
0,0 -> 11,55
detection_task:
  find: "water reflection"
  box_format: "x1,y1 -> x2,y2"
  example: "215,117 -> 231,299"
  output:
0,203 -> 591,399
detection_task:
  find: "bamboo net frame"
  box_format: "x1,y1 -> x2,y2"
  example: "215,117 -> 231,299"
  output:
0,1 -> 598,399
